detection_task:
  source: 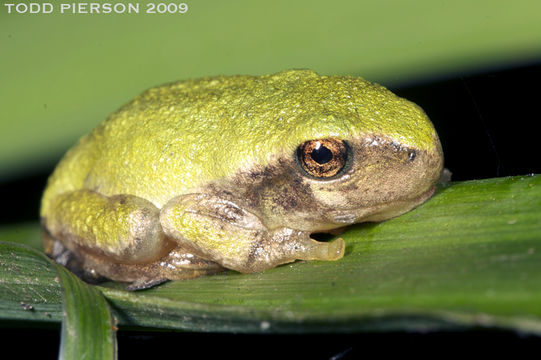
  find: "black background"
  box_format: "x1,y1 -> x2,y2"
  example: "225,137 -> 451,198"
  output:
1,62 -> 540,357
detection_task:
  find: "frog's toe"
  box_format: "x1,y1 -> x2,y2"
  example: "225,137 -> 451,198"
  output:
125,277 -> 169,291
301,237 -> 345,261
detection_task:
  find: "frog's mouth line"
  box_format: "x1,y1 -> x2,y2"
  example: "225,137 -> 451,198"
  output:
328,184 -> 437,226
365,184 -> 437,222
410,184 -> 437,205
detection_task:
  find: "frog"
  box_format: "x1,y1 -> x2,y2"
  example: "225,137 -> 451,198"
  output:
40,69 -> 444,290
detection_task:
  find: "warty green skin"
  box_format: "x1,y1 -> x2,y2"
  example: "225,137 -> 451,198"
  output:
41,70 -> 444,290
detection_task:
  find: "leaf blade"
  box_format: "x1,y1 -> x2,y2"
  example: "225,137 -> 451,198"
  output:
0,241 -> 63,322
1,175 -> 540,335
0,241 -> 117,359
55,263 -> 117,360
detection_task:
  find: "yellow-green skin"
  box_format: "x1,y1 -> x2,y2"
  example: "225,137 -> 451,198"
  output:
41,70 -> 443,290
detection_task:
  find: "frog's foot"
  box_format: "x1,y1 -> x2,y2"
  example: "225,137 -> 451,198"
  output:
161,194 -> 346,274
246,229 -> 345,272
74,245 -> 225,290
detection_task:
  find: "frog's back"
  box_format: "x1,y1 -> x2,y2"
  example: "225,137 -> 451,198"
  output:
42,70 -> 436,211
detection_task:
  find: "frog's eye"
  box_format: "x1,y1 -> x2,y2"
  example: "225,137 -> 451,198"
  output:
296,138 -> 350,179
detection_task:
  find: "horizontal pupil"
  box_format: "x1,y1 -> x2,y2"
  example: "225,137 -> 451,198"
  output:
310,146 -> 333,164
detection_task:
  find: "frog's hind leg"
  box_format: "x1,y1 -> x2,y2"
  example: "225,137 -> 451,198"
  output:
42,189 -> 173,265
124,247 -> 225,290
43,201 -> 223,290
79,245 -> 225,291
41,190 -> 177,284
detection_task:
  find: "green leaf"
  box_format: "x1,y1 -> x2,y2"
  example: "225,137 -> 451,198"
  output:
0,242 -> 117,359
55,262 -> 117,360
0,241 -> 63,322
1,175 -> 541,335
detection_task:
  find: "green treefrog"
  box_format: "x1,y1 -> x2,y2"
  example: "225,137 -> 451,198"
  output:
41,70 -> 443,290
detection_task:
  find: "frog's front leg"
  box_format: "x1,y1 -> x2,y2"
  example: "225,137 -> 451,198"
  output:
160,194 -> 345,273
